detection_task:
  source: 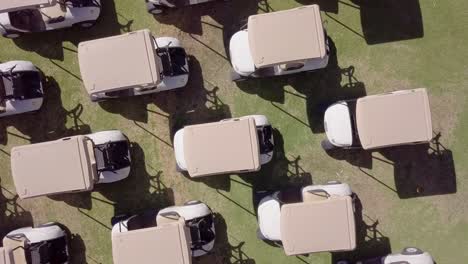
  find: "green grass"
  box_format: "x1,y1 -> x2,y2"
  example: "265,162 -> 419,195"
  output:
1,0 -> 468,263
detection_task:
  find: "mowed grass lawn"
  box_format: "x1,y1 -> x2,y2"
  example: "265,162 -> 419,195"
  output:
1,0 -> 468,263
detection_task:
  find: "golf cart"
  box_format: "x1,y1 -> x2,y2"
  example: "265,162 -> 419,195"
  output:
78,29 -> 189,102
229,5 -> 330,82
336,247 -> 434,264
11,130 -> 131,199
0,0 -> 101,39
111,201 -> 215,263
0,223 -> 70,264
0,61 -> 43,117
174,115 -> 274,177
322,88 -> 433,150
257,181 -> 356,256
145,0 -> 224,15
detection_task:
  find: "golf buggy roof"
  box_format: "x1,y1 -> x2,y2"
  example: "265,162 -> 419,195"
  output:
112,218 -> 192,264
280,196 -> 356,255
248,5 -> 326,68
0,0 -> 54,13
356,88 -> 432,149
78,29 -> 161,95
10,135 -> 96,199
183,118 -> 260,177
1,235 -> 28,264
0,247 -> 7,264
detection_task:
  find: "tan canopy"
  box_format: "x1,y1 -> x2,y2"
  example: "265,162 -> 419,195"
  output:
0,0 -> 54,13
112,218 -> 192,264
356,88 -> 433,149
78,29 -> 161,95
0,248 -> 6,264
248,5 -> 326,68
280,196 -> 356,256
1,236 -> 28,264
10,136 -> 96,199
183,118 -> 260,177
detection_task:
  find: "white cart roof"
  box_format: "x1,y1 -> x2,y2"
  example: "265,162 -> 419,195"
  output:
248,5 -> 326,68
280,196 -> 356,255
183,118 -> 260,177
356,88 -> 433,149
0,0 -> 54,13
10,135 -> 96,199
78,29 -> 161,95
112,219 -> 192,264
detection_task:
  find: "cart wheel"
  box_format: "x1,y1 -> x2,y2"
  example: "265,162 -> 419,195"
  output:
402,247 -> 423,255
321,139 -> 337,151
231,70 -> 247,82
37,222 -> 57,228
326,180 -> 342,185
147,2 -> 165,15
3,32 -> 21,39
75,21 -> 96,28
256,228 -> 267,240
184,200 -> 202,206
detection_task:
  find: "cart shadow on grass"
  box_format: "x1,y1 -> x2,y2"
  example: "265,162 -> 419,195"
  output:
233,129 -> 313,216
298,0 -> 423,45
324,132 -> 457,199
0,76 -> 91,146
151,0 -> 273,66
94,142 -> 175,217
0,184 -> 33,239
49,224 -> 89,264
380,133 -> 457,199
157,56 -> 232,134
331,195 -> 392,263
12,0 -> 134,61
151,0 -> 273,36
194,213 -> 256,264
236,38 -> 367,134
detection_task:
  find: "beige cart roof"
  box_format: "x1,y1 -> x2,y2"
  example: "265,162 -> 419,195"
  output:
0,247 -> 7,264
2,236 -> 28,264
248,5 -> 326,68
0,0 -> 54,13
280,196 -> 356,256
112,219 -> 192,264
184,118 -> 260,177
10,136 -> 96,199
78,29 -> 161,95
356,88 -> 433,149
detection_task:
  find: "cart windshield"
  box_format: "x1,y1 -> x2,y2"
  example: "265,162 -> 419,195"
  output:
9,10 -> 45,31
26,236 -> 68,264
0,78 -> 5,100
94,141 -> 130,173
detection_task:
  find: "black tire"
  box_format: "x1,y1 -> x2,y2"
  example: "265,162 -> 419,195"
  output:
147,2 -> 165,15
184,200 -> 202,206
3,32 -> 22,39
402,247 -> 424,255
326,180 -> 342,185
75,21 -> 96,28
111,214 -> 131,226
231,70 -> 247,82
256,228 -> 266,240
336,261 -> 350,264
37,222 -> 58,228
321,139 -> 337,151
